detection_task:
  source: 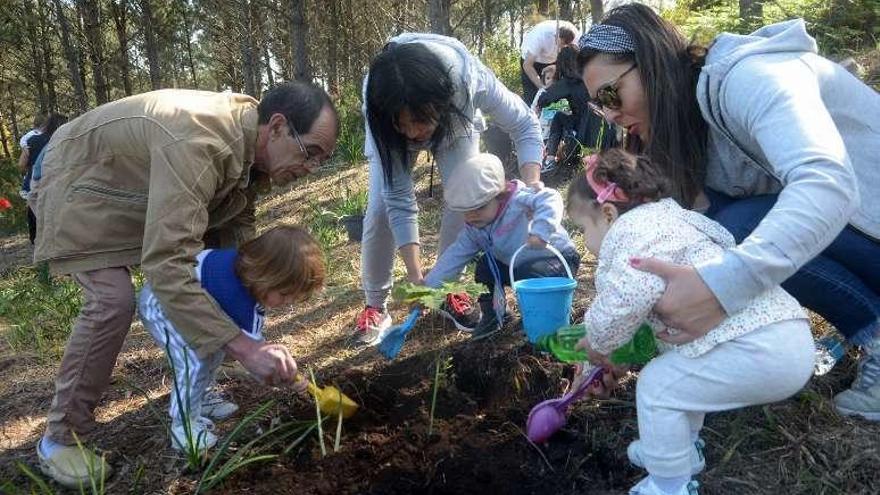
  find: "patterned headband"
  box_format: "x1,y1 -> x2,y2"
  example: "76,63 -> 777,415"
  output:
584,155 -> 629,204
578,24 -> 636,53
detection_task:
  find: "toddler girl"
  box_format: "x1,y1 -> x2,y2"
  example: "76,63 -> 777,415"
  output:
139,224 -> 324,452
423,153 -> 580,339
566,150 -> 814,495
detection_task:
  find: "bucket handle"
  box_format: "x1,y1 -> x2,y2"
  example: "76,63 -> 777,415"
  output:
509,243 -> 574,288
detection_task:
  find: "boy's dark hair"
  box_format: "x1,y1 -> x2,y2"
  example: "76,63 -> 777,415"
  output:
236,224 -> 325,303
558,26 -> 577,45
576,4 -> 707,208
555,45 -> 580,81
43,113 -> 68,137
258,81 -> 337,135
567,149 -> 670,215
366,42 -> 472,186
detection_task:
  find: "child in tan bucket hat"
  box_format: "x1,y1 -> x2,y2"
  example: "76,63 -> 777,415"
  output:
423,153 -> 580,338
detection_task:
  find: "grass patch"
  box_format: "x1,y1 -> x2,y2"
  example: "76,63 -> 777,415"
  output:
0,265 -> 81,358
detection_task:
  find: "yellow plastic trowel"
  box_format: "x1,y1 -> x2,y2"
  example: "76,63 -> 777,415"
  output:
306,382 -> 359,418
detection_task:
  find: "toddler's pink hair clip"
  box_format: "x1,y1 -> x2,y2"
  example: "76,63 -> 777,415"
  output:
584,154 -> 629,204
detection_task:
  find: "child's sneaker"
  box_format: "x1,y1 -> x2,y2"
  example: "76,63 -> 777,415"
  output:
541,156 -> 558,175
630,476 -> 700,495
171,417 -> 218,453
438,293 -> 480,332
471,296 -> 501,340
627,438 -> 706,475
834,336 -> 880,420
353,306 -> 392,345
202,388 -> 239,420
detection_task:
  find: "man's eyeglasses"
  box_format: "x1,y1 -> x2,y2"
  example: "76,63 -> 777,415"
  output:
587,63 -> 638,116
288,121 -> 320,167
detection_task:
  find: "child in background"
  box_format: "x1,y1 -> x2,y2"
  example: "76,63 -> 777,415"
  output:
139,225 -> 324,452
566,150 -> 814,495
422,153 -> 580,339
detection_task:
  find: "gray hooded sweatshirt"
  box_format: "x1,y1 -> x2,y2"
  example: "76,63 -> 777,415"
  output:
693,19 -> 880,315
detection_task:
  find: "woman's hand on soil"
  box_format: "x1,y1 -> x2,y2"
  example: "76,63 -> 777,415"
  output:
526,234 -> 547,249
629,257 -> 725,342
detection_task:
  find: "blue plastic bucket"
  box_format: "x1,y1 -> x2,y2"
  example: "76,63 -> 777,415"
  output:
509,245 -> 577,343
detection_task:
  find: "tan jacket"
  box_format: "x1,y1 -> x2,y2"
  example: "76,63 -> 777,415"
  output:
33,89 -> 261,357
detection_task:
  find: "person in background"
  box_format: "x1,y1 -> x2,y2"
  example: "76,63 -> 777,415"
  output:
537,45 -> 616,175
520,19 -> 580,104
20,113 -> 67,244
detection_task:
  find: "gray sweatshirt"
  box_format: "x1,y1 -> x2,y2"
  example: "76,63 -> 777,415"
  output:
363,33 -> 544,249
424,181 -> 575,287
693,19 -> 880,315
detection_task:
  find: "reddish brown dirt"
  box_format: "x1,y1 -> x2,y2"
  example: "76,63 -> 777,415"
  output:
214,331 -> 638,495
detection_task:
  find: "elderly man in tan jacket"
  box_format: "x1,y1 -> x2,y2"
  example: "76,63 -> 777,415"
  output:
30,81 -> 337,487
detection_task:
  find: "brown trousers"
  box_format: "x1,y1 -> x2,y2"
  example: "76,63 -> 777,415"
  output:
45,267 -> 135,445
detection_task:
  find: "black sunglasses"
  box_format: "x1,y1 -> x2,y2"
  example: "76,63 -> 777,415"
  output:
588,63 -> 638,115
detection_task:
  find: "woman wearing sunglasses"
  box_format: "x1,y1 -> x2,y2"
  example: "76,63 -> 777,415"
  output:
577,4 -> 880,418
354,33 -> 544,343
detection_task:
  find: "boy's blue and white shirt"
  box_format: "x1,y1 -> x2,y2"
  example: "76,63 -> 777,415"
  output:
195,249 -> 264,338
141,249 -> 264,341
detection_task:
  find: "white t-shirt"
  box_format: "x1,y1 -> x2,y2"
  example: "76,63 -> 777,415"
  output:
520,20 -> 579,64
20,128 -> 42,149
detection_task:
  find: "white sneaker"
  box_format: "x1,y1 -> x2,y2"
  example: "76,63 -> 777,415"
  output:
37,440 -> 112,489
630,476 -> 700,495
202,389 -> 239,420
170,417 -> 217,453
627,438 -> 706,475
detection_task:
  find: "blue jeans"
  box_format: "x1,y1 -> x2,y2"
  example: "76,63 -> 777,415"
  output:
706,189 -> 880,345
474,248 -> 581,298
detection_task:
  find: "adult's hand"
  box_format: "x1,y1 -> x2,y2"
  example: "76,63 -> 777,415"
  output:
225,333 -> 300,386
630,257 -> 725,343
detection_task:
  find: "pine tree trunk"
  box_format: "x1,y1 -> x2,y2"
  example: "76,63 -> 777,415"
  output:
538,0 -> 550,16
0,110 -> 11,159
590,0 -> 604,24
78,0 -> 109,105
739,0 -> 763,29
428,0 -> 451,35
52,0 -> 88,113
38,0 -> 57,110
289,0 -> 311,81
560,0 -> 573,20
327,0 -> 338,93
140,0 -> 162,90
24,7 -> 48,113
109,0 -> 133,96
264,43 -> 275,88
178,0 -> 198,87
240,0 -> 256,96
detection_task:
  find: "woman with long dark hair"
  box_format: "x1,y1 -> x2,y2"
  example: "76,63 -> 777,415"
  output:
356,33 -> 544,343
576,5 -> 880,422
